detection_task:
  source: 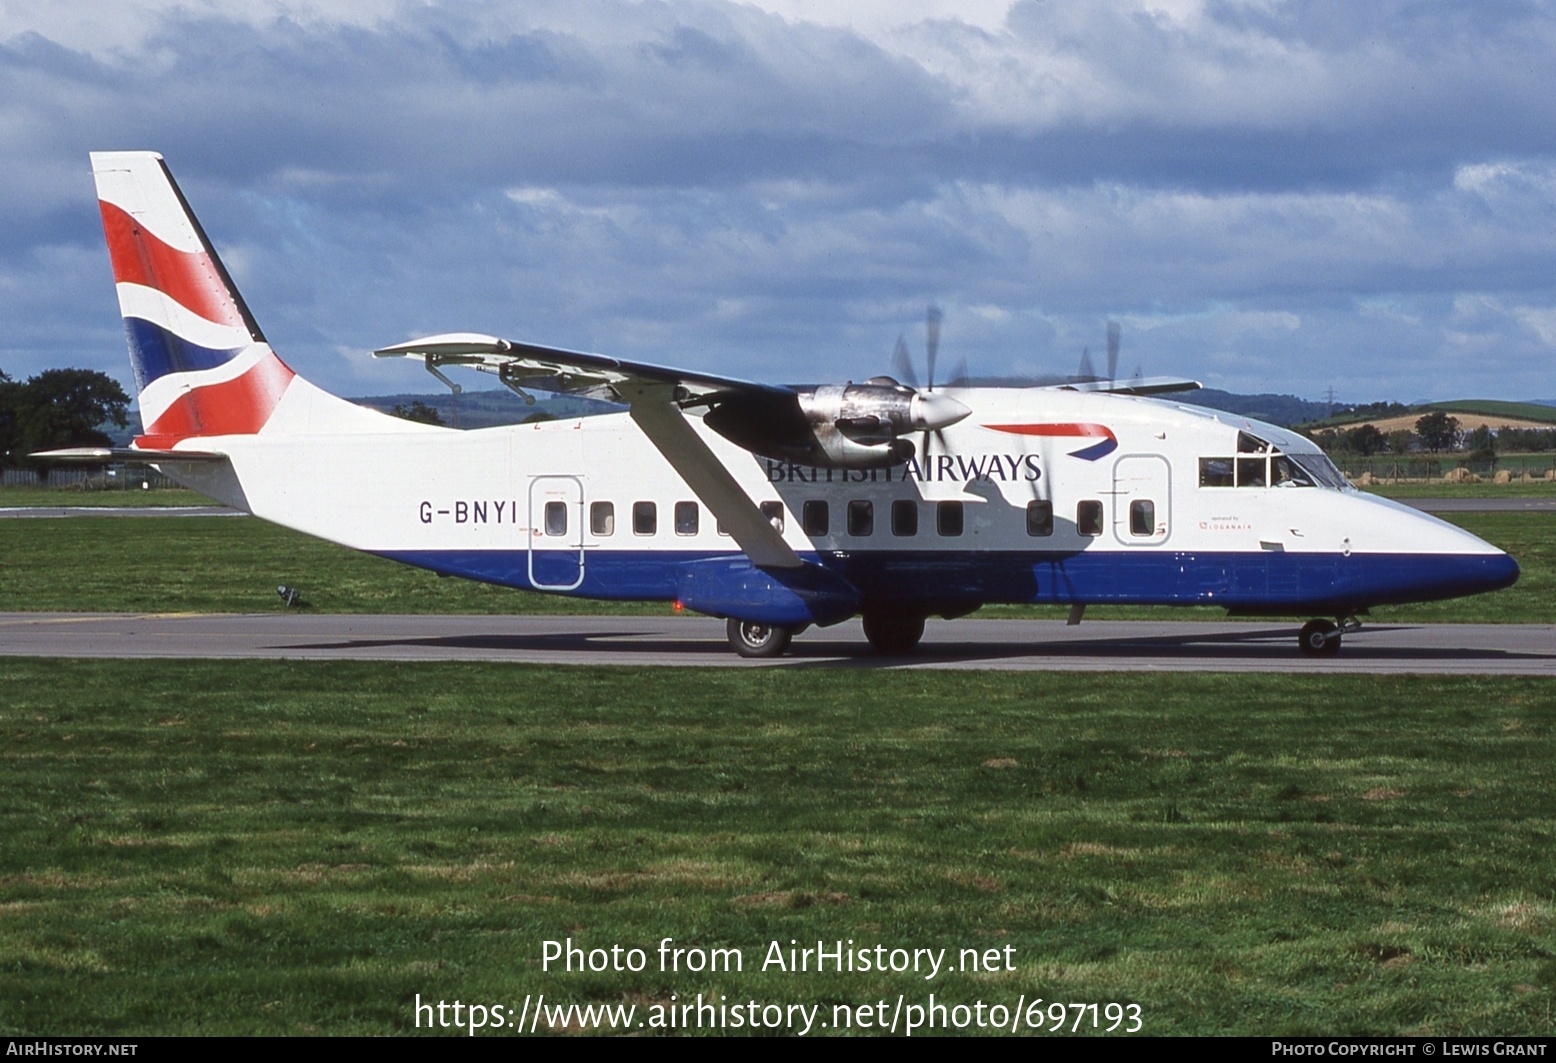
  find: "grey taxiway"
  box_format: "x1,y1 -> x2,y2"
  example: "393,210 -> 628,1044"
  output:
1,612 -> 1551,675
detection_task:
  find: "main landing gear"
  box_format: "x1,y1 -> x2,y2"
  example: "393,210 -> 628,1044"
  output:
862,611 -> 926,655
1298,615 -> 1361,657
724,613 -> 929,658
726,618 -> 793,659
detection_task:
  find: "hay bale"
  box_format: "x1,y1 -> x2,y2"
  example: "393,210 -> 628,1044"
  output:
1493,469 -> 1513,484
1443,467 -> 1481,483
1356,470 -> 1378,485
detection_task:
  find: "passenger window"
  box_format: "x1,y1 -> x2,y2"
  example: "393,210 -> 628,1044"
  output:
847,500 -> 873,536
1130,499 -> 1155,536
891,499 -> 918,537
1199,457 -> 1234,487
590,501 -> 614,536
760,501 -> 784,533
1077,500 -> 1103,536
674,501 -> 699,536
937,500 -> 963,537
803,500 -> 829,537
1026,499 -> 1053,537
544,500 -> 567,536
633,501 -> 657,535
1237,457 -> 1268,488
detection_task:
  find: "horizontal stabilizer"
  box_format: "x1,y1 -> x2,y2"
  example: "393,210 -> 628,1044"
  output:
30,446 -> 228,463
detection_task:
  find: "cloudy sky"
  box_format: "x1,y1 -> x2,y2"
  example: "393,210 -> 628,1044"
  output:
3,0 -> 1554,407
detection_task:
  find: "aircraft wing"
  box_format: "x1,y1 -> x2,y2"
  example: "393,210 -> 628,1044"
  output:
372,333 -> 793,406
376,333 -> 804,569
1050,377 -> 1202,396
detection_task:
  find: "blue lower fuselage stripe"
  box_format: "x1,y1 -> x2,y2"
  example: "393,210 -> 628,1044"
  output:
375,547 -> 1519,614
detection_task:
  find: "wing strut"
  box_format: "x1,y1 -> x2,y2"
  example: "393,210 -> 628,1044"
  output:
622,386 -> 802,570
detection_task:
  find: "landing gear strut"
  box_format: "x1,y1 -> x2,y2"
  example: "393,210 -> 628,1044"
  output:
862,611 -> 925,655
1298,615 -> 1360,657
726,618 -> 792,658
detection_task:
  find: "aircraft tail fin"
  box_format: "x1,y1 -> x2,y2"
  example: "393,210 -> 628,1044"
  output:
91,152 -> 401,447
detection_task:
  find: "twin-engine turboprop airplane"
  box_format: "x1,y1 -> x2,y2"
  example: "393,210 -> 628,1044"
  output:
44,152 -> 1520,658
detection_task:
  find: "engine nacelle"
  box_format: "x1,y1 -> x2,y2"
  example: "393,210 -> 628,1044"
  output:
702,379 -> 970,470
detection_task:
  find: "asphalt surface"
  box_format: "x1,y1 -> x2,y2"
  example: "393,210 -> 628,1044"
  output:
0,505 -> 242,518
1402,497 -> 1556,512
1,612 -> 1551,675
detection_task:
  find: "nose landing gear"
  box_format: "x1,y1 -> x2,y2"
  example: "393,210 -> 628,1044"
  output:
1298,615 -> 1361,657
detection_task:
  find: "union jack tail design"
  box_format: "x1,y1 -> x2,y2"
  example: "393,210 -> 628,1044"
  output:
92,151 -> 296,448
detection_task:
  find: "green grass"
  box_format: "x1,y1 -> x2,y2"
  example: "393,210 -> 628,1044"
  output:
1,661 -> 1553,1036
0,517 -> 670,616
1424,400 -> 1556,424
1363,481 -> 1556,499
0,485 -> 211,508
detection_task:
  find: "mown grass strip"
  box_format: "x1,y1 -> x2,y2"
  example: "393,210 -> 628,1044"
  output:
1,661 -> 1553,1035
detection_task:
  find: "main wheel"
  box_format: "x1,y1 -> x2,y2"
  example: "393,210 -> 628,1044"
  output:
727,618 -> 792,658
862,612 -> 926,655
1298,619 -> 1341,657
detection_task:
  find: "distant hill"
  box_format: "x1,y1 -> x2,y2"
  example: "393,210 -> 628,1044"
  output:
350,388 -> 620,429
1173,389 -> 1334,427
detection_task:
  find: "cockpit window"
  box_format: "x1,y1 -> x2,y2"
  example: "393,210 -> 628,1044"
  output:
1201,447 -> 1348,490
1199,457 -> 1234,487
1271,454 -> 1314,488
1237,431 -> 1271,453
1289,451 -> 1353,491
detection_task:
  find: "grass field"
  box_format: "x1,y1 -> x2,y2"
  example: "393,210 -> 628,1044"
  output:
2,509 -> 1548,624
1,661 -> 1553,1037
0,486 -> 211,508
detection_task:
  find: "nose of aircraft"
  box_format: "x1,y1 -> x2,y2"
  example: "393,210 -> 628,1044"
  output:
910,391 -> 971,431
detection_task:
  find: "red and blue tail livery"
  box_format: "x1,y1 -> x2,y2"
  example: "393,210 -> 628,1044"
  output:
92,152 -> 295,446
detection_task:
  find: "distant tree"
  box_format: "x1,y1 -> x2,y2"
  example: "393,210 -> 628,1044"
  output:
1386,430 -> 1415,455
390,400 -> 446,426
1343,424 -> 1387,456
8,368 -> 130,479
0,369 -> 19,468
1465,425 -> 1496,454
1415,410 -> 1462,453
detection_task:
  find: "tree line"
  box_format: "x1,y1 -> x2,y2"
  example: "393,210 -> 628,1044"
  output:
1310,410 -> 1556,457
0,368 -> 130,470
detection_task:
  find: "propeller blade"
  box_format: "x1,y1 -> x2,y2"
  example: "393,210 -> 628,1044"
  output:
891,335 -> 918,390
1077,347 -> 1097,381
1107,320 -> 1121,384
925,305 -> 942,391
947,354 -> 969,389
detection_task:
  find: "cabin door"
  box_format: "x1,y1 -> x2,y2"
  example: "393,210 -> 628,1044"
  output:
1110,454 -> 1171,547
527,475 -> 586,590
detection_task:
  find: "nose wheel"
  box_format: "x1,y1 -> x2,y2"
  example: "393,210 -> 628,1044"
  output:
726,618 -> 793,658
1298,616 -> 1360,657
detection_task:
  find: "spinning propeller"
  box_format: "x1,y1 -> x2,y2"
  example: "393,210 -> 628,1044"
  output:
886,305 -> 969,459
